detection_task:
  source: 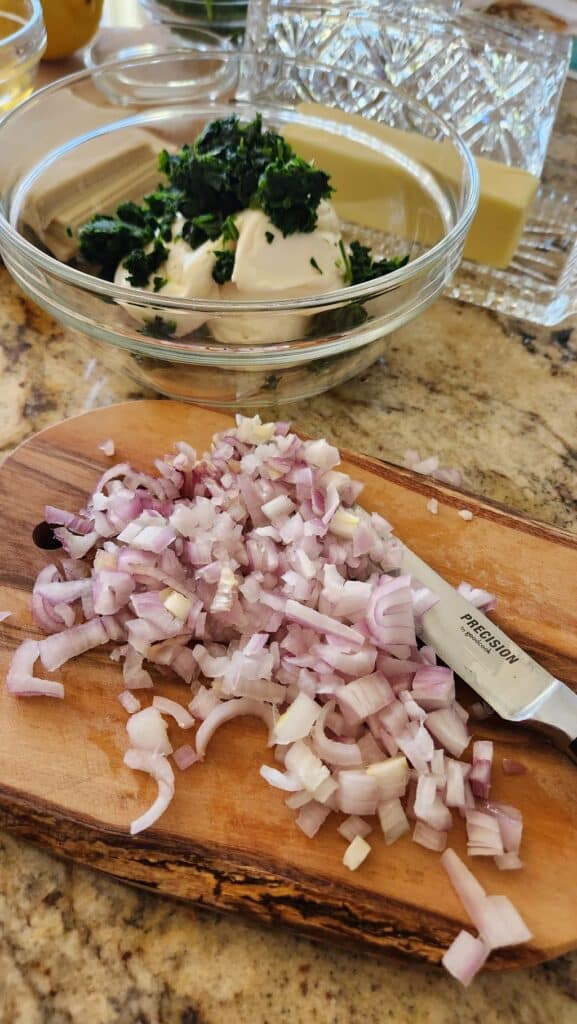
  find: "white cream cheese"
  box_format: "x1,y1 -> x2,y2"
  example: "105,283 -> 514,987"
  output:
209,201 -> 345,345
116,201 -> 346,344
114,215 -> 219,337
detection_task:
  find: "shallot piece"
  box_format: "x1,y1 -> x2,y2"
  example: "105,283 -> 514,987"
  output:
457,582 -> 497,613
441,848 -> 532,952
152,696 -> 195,728
403,450 -> 464,488
0,610 -> 12,622
173,744 -> 199,771
123,748 -> 175,835
469,740 -> 494,799
442,931 -> 490,986
126,706 -> 173,755
6,638 -> 64,698
98,438 -> 116,457
118,690 -> 141,714
502,758 -> 527,776
338,815 -> 372,843
343,835 -> 371,870
195,699 -> 275,758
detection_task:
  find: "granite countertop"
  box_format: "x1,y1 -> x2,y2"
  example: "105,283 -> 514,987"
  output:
1,58 -> 577,1024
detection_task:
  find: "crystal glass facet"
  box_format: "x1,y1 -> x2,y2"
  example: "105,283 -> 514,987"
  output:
245,0 -> 570,176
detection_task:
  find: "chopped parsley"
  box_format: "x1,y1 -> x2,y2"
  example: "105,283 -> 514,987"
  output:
158,114 -> 291,226
310,257 -> 323,275
138,316 -> 177,339
122,238 -> 168,288
153,276 -> 168,293
256,155 -> 332,236
313,301 -> 369,336
265,231 -> 274,245
212,249 -> 235,284
78,214 -> 154,280
348,240 -> 409,284
222,215 -> 239,243
337,239 -> 352,284
182,211 -> 224,248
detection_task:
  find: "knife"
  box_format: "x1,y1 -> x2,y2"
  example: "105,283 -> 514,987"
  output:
400,545 -> 577,764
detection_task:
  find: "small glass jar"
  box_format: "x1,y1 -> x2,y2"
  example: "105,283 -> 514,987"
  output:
0,0 -> 46,113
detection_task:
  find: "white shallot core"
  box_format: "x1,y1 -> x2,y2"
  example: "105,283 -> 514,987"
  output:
5,413 -> 532,985
126,706 -> 173,755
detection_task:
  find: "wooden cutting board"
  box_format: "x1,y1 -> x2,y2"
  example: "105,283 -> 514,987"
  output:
0,400 -> 576,971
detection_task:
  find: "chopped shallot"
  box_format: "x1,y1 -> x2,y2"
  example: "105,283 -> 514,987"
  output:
412,820 -> 447,852
442,931 -> 490,986
343,834 -> 371,870
98,438 -> 116,457
7,638 -> 64,698
173,744 -> 199,770
338,815 -> 372,843
502,758 -> 527,776
457,583 -> 497,613
441,848 -> 532,952
152,695 -> 195,728
4,413 -> 534,985
296,800 -> 331,838
123,748 -> 174,835
378,798 -> 409,845
118,690 -> 141,714
126,706 -> 172,755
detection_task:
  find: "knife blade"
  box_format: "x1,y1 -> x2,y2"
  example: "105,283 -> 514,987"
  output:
400,545 -> 577,764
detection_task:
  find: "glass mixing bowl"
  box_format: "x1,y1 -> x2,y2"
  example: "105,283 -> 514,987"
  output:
0,50 -> 478,407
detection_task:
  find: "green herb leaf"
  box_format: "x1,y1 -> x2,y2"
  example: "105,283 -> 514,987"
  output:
348,240 -> 409,285
313,301 -> 369,335
222,215 -> 239,243
265,231 -> 274,245
256,156 -> 333,236
182,211 -> 224,249
338,240 -> 352,285
153,276 -> 168,293
138,316 -> 177,339
123,238 -> 168,288
212,249 -> 235,284
310,257 -> 323,275
78,215 -> 155,280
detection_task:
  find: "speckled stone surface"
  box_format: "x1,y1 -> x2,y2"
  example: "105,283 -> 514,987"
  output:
0,65 -> 577,1024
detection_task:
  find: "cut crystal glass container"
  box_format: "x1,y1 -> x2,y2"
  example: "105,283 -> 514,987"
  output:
245,0 -> 575,324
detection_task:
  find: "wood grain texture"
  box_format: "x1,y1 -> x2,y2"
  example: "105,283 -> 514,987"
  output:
0,400 -> 576,970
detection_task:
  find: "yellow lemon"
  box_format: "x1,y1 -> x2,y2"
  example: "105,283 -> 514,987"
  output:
40,0 -> 104,61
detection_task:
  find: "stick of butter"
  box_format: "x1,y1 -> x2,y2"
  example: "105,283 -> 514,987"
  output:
1,91 -> 163,262
288,103 -> 539,269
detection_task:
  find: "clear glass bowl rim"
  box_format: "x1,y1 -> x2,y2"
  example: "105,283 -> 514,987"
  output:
0,0 -> 44,48
0,49 -> 480,320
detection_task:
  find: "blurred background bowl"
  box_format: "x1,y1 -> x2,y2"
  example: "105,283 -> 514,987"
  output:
0,49 -> 478,407
0,0 -> 45,112
138,0 -> 248,43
